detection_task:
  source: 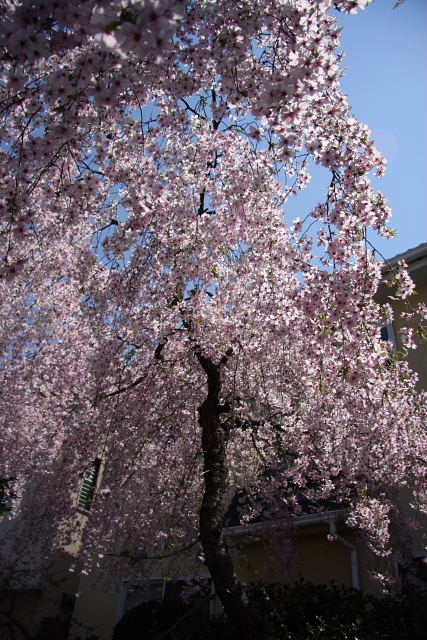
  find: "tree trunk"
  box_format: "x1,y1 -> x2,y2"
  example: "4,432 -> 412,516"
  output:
196,351 -> 266,640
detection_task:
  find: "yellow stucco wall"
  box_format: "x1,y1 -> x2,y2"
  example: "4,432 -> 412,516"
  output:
390,282 -> 427,392
228,524 -> 352,587
69,575 -> 121,640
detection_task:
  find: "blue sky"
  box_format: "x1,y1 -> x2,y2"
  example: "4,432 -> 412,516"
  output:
287,0 -> 426,261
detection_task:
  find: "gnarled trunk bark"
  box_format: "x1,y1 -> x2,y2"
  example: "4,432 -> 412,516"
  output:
196,351 -> 266,640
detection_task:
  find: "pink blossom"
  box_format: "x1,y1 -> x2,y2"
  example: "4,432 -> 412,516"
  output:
0,0 -> 424,622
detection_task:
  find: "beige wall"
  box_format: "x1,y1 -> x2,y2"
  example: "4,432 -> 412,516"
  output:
380,280 -> 427,559
69,575 -> 121,640
390,282 -> 427,392
67,517 -> 401,639
228,524 -> 352,587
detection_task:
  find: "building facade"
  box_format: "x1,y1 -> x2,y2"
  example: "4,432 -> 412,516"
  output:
2,243 -> 426,640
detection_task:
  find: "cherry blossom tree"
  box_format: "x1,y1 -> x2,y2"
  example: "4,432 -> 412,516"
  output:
0,1 -> 426,638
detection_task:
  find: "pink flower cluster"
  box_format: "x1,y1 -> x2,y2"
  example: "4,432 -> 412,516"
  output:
0,0 -> 424,590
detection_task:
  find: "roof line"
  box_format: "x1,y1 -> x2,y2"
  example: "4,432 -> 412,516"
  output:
223,509 -> 347,537
381,242 -> 427,274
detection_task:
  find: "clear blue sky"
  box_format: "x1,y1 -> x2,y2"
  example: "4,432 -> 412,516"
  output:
286,0 -> 426,261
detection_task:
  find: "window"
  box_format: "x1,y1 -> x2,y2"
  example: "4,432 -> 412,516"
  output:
123,579 -> 165,616
0,476 -> 16,515
411,552 -> 427,593
117,577 -> 214,622
78,458 -> 101,511
380,322 -> 396,348
396,552 -> 427,601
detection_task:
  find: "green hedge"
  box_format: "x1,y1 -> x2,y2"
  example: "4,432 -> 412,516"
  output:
112,580 -> 426,640
246,580 -> 426,639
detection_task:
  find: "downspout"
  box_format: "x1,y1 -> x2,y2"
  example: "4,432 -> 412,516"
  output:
329,520 -> 360,590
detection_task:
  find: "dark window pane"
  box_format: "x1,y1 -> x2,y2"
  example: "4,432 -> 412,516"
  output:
380,326 -> 389,341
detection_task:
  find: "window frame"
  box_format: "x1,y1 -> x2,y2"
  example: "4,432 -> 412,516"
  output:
115,575 -> 215,623
77,458 -> 101,512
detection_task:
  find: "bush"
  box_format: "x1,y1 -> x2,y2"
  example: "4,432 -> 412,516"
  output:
112,580 -> 426,640
246,580 -> 427,640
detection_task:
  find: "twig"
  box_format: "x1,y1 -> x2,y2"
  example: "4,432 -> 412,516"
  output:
105,537 -> 200,562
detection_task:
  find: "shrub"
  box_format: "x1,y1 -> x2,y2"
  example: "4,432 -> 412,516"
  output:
112,580 -> 426,640
247,580 -> 427,640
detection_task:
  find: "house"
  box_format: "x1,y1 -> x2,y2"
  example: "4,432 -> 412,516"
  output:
376,242 -> 427,393
1,243 -> 426,640
221,242 -> 427,595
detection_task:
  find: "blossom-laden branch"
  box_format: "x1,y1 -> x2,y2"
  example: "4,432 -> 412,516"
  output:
0,1 -> 425,636
104,537 -> 201,563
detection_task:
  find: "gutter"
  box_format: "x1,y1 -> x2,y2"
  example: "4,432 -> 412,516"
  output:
376,242 -> 427,302
381,242 -> 427,276
223,509 -> 347,538
329,520 -> 360,590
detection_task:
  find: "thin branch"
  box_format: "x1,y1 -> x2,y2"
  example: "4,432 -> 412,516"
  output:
154,340 -> 166,361
95,373 -> 147,403
104,537 -> 200,562
251,432 -> 266,462
99,218 -> 119,232
95,340 -> 167,403
180,97 -> 206,119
